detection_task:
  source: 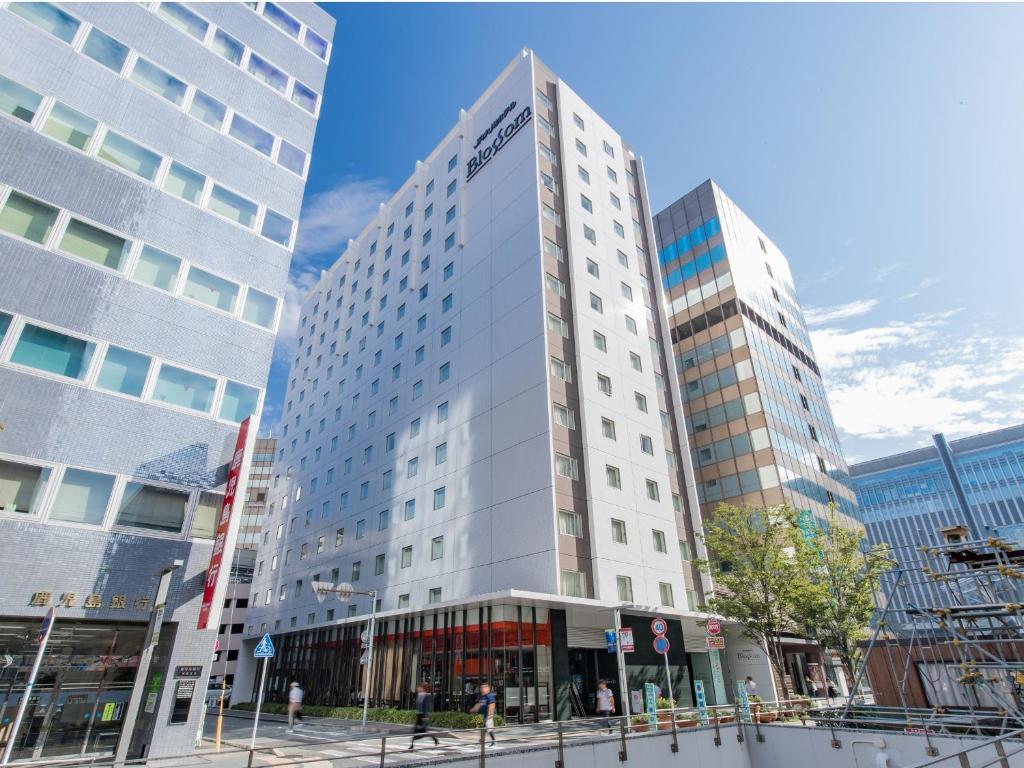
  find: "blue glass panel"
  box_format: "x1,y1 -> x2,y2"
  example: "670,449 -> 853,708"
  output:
709,244 -> 726,264
691,224 -> 707,247
659,242 -> 677,265
682,261 -> 697,281
676,233 -> 691,254
704,217 -> 721,238
695,252 -> 712,273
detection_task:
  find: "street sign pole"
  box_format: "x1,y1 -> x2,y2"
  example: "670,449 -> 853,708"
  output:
663,648 -> 675,707
613,608 -> 630,719
250,656 -> 269,751
361,591 -> 377,727
1,608 -> 55,766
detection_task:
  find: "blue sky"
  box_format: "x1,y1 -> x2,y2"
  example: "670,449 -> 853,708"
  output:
266,2 -> 1024,464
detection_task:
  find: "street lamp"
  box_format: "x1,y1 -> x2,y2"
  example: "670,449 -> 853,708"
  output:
311,581 -> 378,727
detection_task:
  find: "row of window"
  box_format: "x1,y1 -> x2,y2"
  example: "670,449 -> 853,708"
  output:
678,326 -> 746,373
692,427 -> 772,469
698,465 -> 780,504
0,310 -> 260,423
669,298 -> 739,345
0,453 -> 222,537
3,4 -> 311,178
559,570 -> 675,608
688,392 -> 763,435
662,243 -> 727,292
657,216 -> 722,266
260,586 -> 444,622
147,2 -> 321,114
739,300 -> 821,378
684,358 -> 755,402
1,77 -> 296,247
243,0 -> 331,62
0,188 -> 281,331
666,269 -> 734,319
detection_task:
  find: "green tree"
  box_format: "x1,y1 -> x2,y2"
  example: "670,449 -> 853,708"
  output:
794,507 -> 892,685
697,503 -> 814,699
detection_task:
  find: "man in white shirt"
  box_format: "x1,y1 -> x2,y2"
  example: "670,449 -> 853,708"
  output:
745,677 -> 757,697
595,680 -> 615,733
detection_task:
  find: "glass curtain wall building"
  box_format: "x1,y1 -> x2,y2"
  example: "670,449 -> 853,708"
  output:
0,3 -> 331,761
242,50 -> 751,723
652,181 -> 859,532
850,424 -> 1024,623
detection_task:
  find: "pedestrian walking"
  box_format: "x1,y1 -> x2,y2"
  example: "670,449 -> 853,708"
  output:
471,682 -> 497,747
744,677 -> 757,698
408,682 -> 439,749
806,675 -> 821,698
595,680 -> 616,733
287,682 -> 304,733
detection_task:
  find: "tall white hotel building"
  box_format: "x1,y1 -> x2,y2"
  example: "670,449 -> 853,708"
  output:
245,50 -> 769,720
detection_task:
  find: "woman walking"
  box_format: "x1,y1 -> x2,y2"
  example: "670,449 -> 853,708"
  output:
409,682 -> 439,749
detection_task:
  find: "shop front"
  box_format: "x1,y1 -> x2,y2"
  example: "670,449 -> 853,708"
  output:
0,618 -> 146,762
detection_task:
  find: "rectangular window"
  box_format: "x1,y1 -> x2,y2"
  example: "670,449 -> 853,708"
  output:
545,273 -> 565,297
58,218 -> 129,270
304,27 -> 329,59
116,481 -> 188,532
263,1 -> 300,36
659,582 -> 675,608
208,185 -> 258,229
433,487 -> 446,510
606,465 -> 621,489
435,442 -> 447,465
629,352 -> 642,372
261,209 -> 294,247
401,545 -> 412,568
547,312 -> 568,337
375,553 -> 385,575
0,75 -> 42,123
351,561 -> 361,581
292,81 -> 318,114
404,499 -> 415,520
189,90 -> 226,130
552,402 -> 575,429
589,293 -> 603,313
549,356 -> 572,383
97,132 -> 161,181
652,529 -> 667,552
597,374 -> 612,396
593,331 -> 607,352
219,381 -> 259,423
152,363 -> 216,413
578,166 -> 590,185
0,458 -> 51,515
640,434 -> 654,455
159,2 -> 208,39
10,2 -> 80,43
132,245 -> 180,292
242,288 -> 278,329
583,225 -> 596,244
580,194 -> 593,213
611,518 -> 627,543
247,53 -> 288,94
634,392 -> 648,412
575,138 -> 587,156
130,57 -> 186,105
11,324 -> 93,380
41,102 -> 96,152
278,140 -> 307,176
555,453 -> 578,480
162,161 -> 206,204
601,418 -> 616,440
431,536 -> 444,560
586,259 -> 599,277
429,587 -> 442,604
50,467 -> 114,525
211,28 -> 243,64
561,570 -> 586,598
229,114 -> 274,156
183,266 -> 239,312
558,509 -> 582,537
0,192 -> 58,244
616,575 -> 633,602
96,345 -> 151,397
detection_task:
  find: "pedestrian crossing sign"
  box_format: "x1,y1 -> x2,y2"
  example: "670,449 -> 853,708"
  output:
253,633 -> 275,658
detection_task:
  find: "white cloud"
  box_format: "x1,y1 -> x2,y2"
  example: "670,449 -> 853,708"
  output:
872,261 -> 906,282
811,314 -> 1024,452
803,299 -> 879,327
293,176 -> 392,264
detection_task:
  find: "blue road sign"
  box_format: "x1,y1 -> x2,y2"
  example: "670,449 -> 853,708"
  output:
253,633 -> 275,658
653,635 -> 670,655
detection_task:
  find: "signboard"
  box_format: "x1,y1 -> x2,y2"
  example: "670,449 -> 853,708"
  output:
197,416 -> 250,630
465,100 -> 533,182
605,629 -> 618,654
651,617 -> 668,636
618,628 -> 635,653
144,672 -> 163,714
706,618 -> 721,636
709,650 -> 726,703
796,509 -> 817,541
253,633 -> 275,658
705,636 -> 726,650
644,682 -> 658,728
736,680 -> 752,722
694,680 -> 709,725
170,679 -> 195,724
175,665 -> 203,679
653,635 -> 670,655
101,702 -> 116,722
631,690 -> 643,713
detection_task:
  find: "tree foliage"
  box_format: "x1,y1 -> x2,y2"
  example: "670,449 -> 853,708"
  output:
698,502 -> 890,697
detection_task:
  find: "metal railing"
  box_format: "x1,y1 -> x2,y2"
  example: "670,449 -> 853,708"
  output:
901,728 -> 1024,768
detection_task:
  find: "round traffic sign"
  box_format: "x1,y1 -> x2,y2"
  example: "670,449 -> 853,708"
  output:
650,617 -> 668,636
653,635 -> 671,655
706,618 -> 721,636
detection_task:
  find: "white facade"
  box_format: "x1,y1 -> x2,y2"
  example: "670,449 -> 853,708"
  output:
249,51 -> 704,641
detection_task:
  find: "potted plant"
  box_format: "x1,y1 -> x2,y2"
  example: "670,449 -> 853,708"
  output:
675,713 -> 698,728
631,714 -> 651,733
756,706 -> 778,723
655,697 -> 675,730
748,694 -> 763,714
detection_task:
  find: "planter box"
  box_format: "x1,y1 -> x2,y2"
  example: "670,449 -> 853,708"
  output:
676,718 -> 698,728
757,712 -> 778,723
715,715 -> 736,725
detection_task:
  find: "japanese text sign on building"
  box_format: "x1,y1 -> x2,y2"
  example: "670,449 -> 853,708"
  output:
197,417 -> 250,630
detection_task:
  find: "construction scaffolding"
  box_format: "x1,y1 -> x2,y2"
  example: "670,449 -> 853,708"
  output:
834,526 -> 1024,736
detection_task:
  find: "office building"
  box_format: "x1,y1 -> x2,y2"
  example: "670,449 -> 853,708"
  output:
652,181 -> 859,529
208,437 -> 275,697
0,2 -> 331,760
243,49 -> 770,722
850,424 -> 1024,622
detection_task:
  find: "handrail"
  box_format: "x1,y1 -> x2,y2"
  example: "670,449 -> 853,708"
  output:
900,728 -> 1024,768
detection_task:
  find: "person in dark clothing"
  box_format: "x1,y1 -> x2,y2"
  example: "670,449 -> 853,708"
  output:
409,682 -> 439,749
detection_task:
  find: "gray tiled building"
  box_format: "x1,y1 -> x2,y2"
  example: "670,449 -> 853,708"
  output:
0,2 -> 331,761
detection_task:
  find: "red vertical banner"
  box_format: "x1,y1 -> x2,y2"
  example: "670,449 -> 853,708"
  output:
197,416 -> 250,630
